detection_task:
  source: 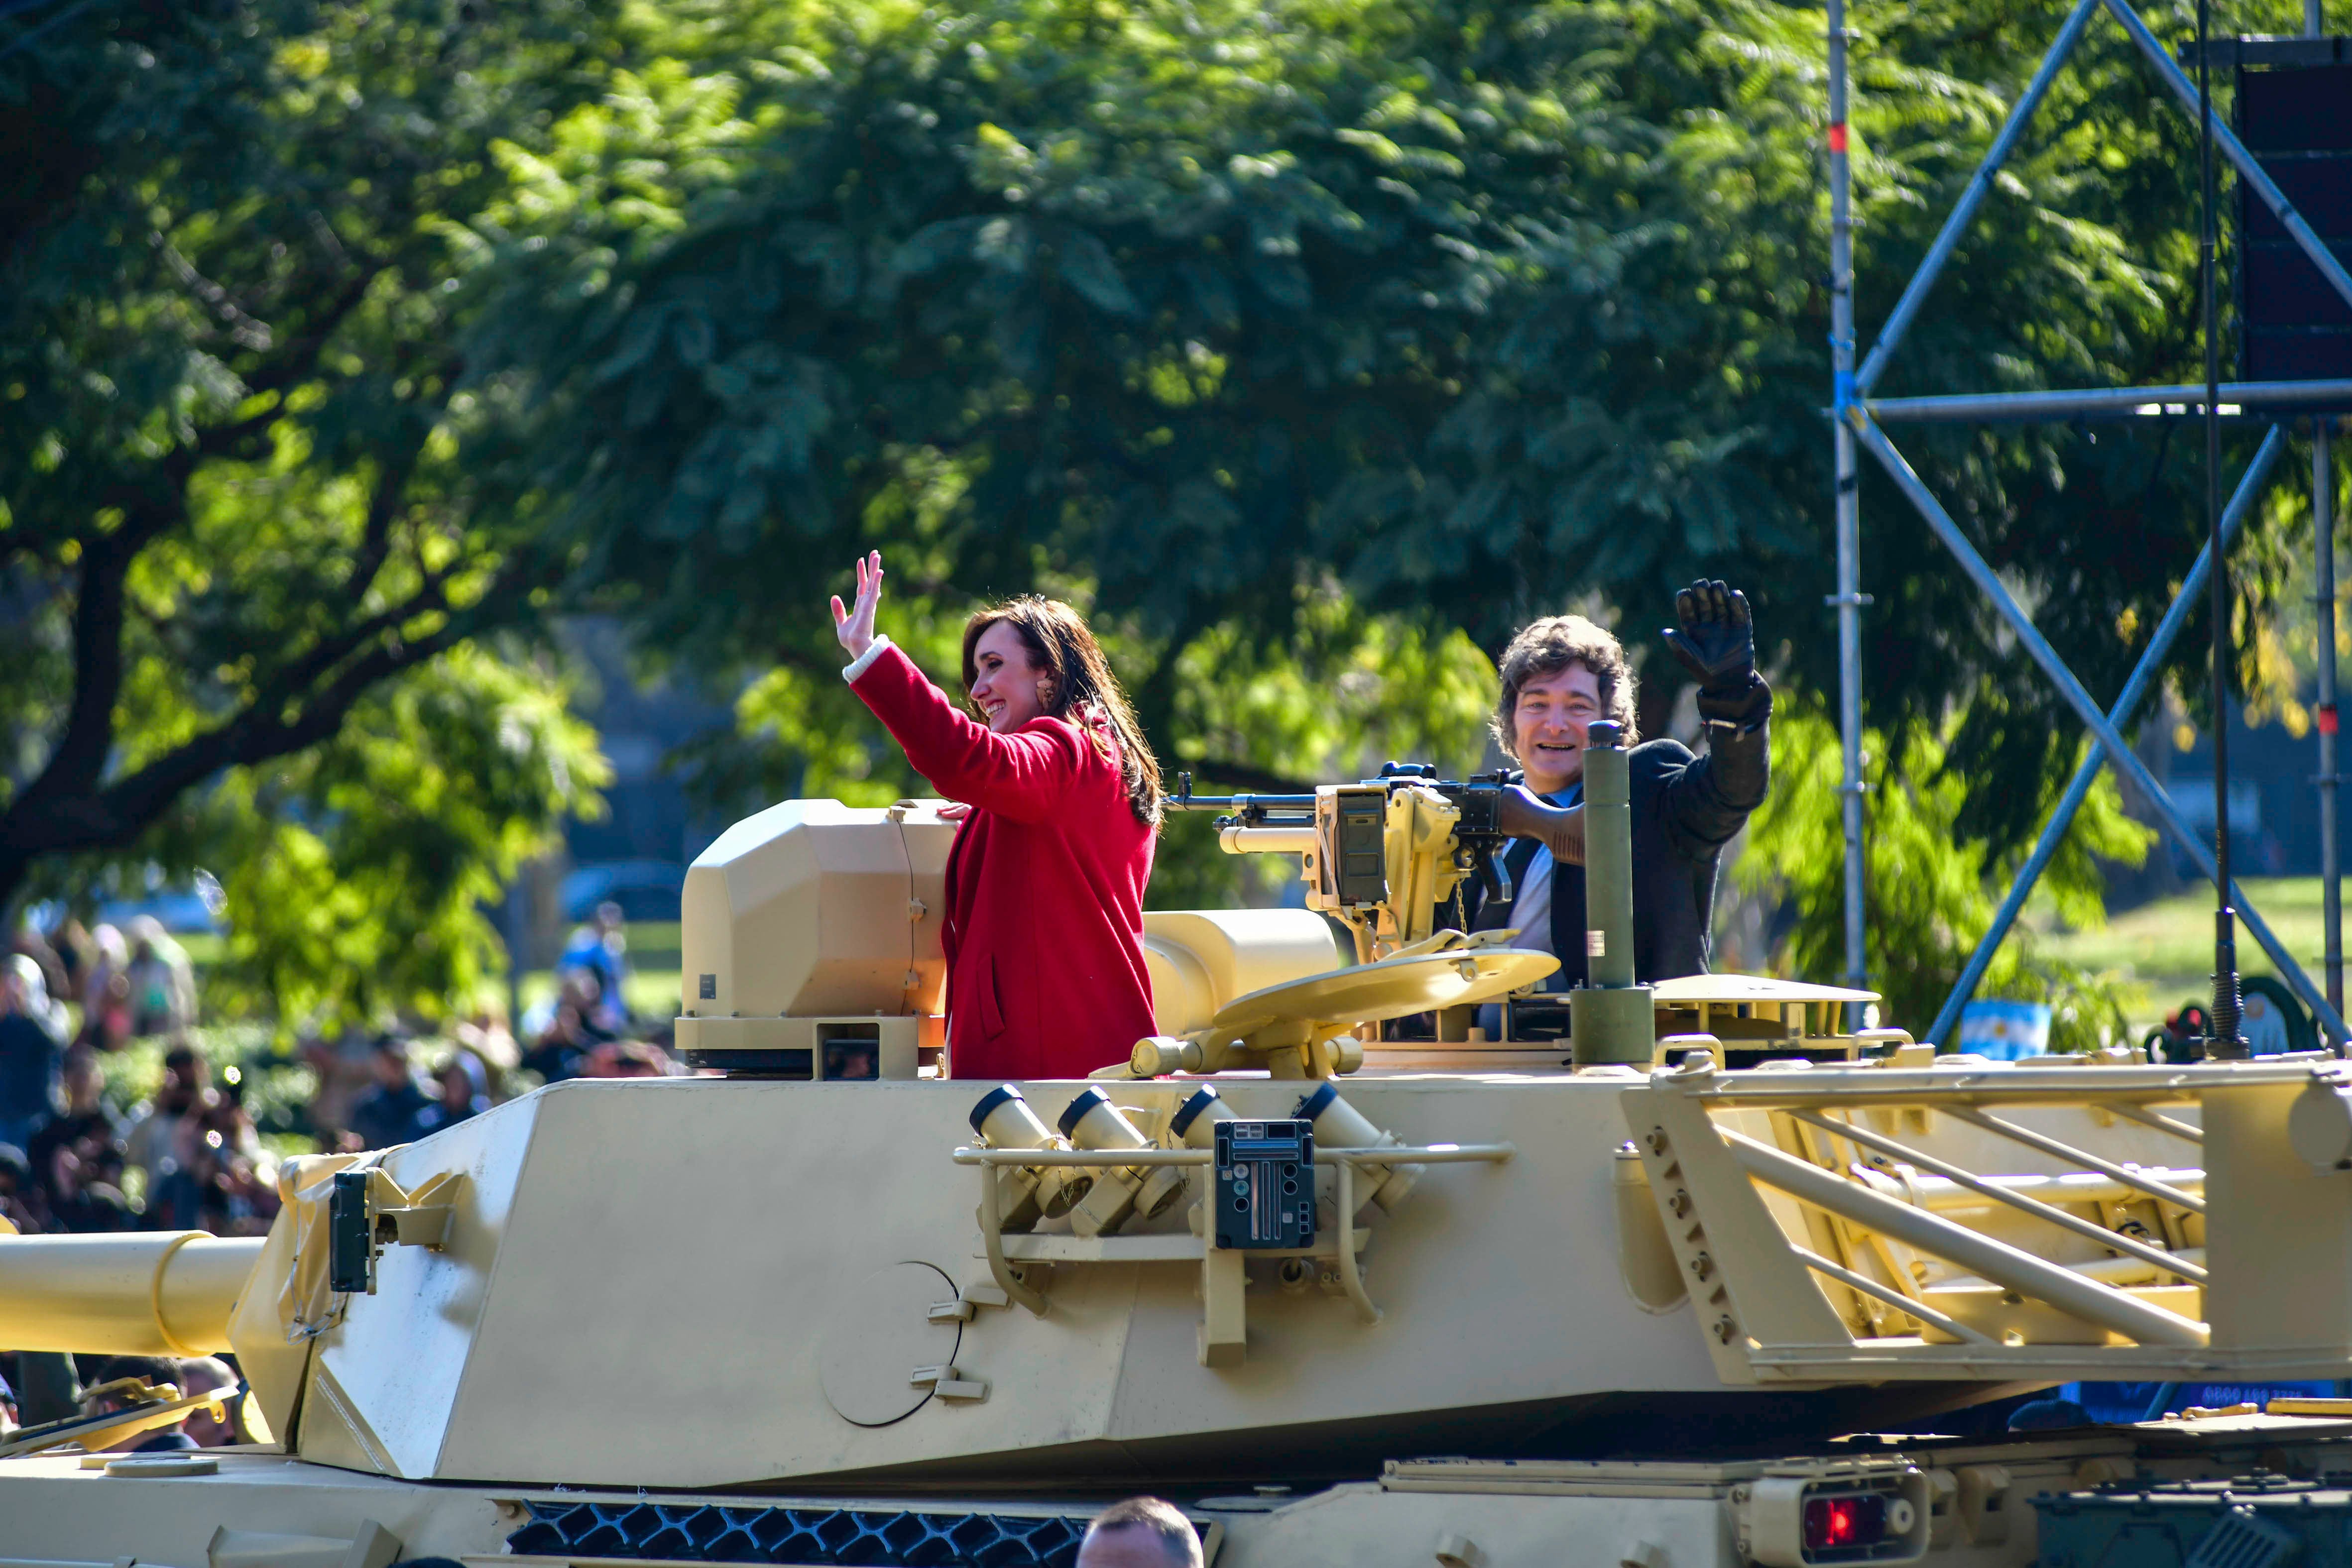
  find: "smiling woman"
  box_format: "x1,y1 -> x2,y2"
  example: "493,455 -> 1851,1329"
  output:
830,553 -> 1162,1080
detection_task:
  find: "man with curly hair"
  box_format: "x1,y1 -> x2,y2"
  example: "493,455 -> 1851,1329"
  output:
1467,581 -> 1773,991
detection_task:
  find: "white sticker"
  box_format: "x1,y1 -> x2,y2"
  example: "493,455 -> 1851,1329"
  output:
1586,930 -> 1607,957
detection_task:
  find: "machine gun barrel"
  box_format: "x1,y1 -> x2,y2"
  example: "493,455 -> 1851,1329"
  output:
1167,774 -> 1315,824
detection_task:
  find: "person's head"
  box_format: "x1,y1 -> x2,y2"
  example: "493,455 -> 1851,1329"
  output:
83,1355 -> 180,1411
92,923 -> 128,970
83,1354 -> 186,1450
959,597 -> 1162,825
438,1053 -> 486,1109
594,900 -> 624,934
175,1356 -> 239,1447
370,1035 -> 413,1090
1493,614 -> 1640,794
127,914 -> 167,960
158,1044 -> 209,1113
1075,1498 -> 1202,1568
558,966 -> 602,1010
61,1045 -> 103,1113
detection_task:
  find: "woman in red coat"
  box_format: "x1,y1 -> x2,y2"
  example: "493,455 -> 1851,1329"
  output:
831,552 -> 1161,1080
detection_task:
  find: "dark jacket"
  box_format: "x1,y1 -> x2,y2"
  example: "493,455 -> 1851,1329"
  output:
346,1080 -> 437,1151
1467,691 -> 1771,986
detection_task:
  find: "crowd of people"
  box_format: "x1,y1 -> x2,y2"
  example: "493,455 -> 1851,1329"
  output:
0,1351 -> 250,1451
0,900 -> 679,1243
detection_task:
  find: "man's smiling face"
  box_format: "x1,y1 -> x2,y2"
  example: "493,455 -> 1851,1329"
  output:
1512,663 -> 1604,795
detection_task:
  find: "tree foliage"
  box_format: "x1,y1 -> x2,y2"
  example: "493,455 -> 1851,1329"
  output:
6,0 -> 2318,1010
1738,705 -> 2152,1045
0,0 -> 614,1015
470,0 -> 2311,867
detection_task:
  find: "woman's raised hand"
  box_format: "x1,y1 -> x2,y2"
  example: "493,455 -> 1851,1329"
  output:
831,550 -> 884,659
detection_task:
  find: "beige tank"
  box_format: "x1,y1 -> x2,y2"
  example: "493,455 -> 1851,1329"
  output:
6,744 -> 2352,1568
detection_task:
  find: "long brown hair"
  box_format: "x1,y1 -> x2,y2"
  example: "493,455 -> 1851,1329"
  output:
960,596 -> 1163,826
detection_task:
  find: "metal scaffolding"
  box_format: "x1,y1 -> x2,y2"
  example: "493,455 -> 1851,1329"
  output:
1823,0 -> 2352,1046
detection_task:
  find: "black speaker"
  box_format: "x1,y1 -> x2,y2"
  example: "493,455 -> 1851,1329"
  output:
2236,57 -> 2352,386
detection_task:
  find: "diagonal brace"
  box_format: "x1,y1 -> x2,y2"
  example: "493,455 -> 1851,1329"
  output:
1925,424 -> 2289,1045
1852,413 -> 2352,1044
2103,0 -> 2352,315
1857,0 -> 2104,396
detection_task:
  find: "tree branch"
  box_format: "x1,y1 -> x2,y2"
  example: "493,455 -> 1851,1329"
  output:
0,557 -> 539,861
8,467 -> 192,816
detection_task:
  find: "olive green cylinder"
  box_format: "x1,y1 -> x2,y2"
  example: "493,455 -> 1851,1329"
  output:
1573,721 -> 1654,1068
1582,723 -> 1637,991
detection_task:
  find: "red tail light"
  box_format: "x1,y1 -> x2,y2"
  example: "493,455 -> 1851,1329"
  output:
1804,1494 -> 1889,1553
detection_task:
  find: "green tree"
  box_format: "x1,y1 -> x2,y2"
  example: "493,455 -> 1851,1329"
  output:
468,0 -> 2308,870
0,0 -> 613,1015
1737,705 -> 2153,1045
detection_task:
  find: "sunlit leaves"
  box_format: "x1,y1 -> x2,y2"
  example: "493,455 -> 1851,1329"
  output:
1738,703 -> 2152,1045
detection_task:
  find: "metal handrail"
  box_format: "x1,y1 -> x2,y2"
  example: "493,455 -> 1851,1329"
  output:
1788,1244 -> 1995,1346
1721,1125 -> 2210,1348
951,1143 -> 1516,1168
1682,1061 -> 2313,1109
1788,1109 -> 2207,1283
1937,1107 -> 2206,1213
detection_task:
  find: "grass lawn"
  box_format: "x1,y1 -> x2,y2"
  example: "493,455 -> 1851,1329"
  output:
2035,876 -> 2342,1035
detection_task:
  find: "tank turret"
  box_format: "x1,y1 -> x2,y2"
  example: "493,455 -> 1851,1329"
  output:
10,774 -> 2352,1568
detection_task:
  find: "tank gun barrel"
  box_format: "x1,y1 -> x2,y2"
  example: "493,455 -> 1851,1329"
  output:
0,1232 -> 262,1356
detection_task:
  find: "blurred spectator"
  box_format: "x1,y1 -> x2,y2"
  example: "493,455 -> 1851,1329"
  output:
0,1144 -> 41,1232
43,1123 -> 134,1233
123,916 -> 197,1037
123,1044 -> 212,1189
560,902 -> 632,1030
42,917 -> 97,1006
432,1053 -> 490,1128
27,1048 -> 120,1230
301,1028 -> 383,1144
78,924 -> 133,1051
152,1087 -> 273,1233
81,1355 -> 197,1452
9,927 -> 69,1018
454,1009 -> 519,1080
584,1038 -> 672,1079
345,1036 -> 435,1151
29,1048 -> 118,1183
520,969 -> 615,1084
176,1356 -> 240,1448
0,958 -> 64,1152
0,1366 -> 15,1439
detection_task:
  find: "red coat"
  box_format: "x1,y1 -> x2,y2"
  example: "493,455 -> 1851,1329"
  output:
849,641 -> 1158,1079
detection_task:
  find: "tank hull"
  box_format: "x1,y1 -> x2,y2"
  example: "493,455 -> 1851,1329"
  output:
10,1414 -> 2352,1568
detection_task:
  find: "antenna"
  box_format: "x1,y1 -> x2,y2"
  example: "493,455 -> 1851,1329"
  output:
2199,0 -> 2246,1058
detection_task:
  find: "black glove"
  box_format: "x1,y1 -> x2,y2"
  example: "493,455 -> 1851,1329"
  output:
1663,579 -> 1757,694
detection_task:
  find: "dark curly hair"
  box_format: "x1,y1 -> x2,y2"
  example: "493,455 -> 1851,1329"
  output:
1492,614 -> 1640,757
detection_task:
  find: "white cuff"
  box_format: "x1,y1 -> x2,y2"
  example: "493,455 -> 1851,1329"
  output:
841,634 -> 893,683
